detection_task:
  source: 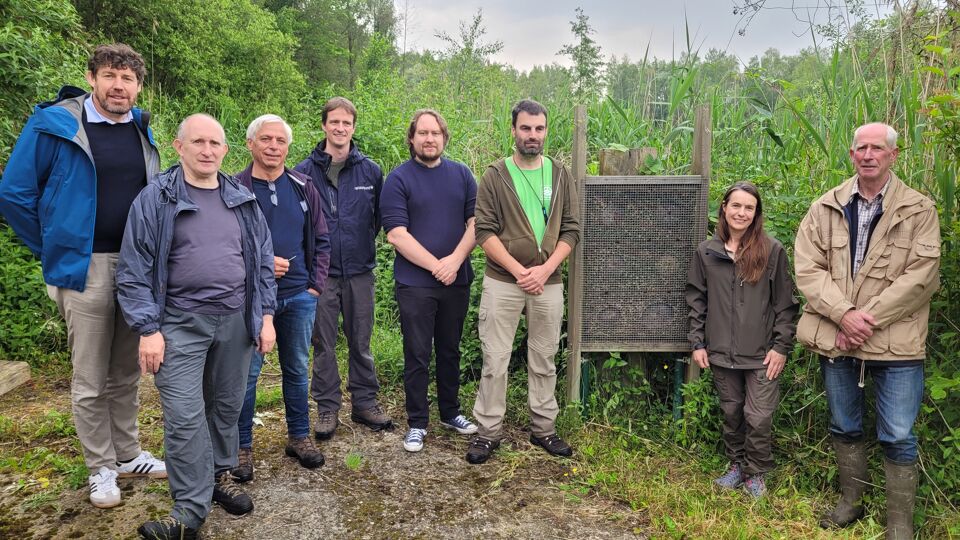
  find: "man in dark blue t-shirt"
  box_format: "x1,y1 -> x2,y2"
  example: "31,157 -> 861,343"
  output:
380,109 -> 479,453
234,115 -> 331,481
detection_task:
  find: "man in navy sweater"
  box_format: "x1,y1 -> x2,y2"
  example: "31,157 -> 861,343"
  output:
380,109 -> 479,452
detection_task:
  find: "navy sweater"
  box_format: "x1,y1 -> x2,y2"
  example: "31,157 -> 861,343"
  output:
380,158 -> 477,287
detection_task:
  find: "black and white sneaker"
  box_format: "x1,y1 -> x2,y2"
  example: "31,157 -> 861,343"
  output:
117,451 -> 167,479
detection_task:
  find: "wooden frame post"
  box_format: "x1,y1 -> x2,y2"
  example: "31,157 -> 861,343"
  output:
686,104 -> 712,383
566,104 -> 588,403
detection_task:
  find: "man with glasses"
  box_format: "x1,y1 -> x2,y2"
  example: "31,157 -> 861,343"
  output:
234,114 -> 330,481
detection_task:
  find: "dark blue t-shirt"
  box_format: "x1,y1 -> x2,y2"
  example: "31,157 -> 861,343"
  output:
380,158 -> 476,287
252,173 -> 308,299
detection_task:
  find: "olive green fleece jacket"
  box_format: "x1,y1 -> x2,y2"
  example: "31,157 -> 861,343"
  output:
474,157 -> 581,284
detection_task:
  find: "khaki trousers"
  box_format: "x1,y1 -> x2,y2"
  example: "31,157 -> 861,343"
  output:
473,278 -> 563,440
47,253 -> 141,472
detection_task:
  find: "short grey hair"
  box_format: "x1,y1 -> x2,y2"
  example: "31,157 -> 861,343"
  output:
851,122 -> 898,150
176,113 -> 225,143
246,114 -> 293,143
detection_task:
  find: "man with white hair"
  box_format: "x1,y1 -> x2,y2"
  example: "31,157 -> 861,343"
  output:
795,122 -> 940,539
118,114 -> 277,539
234,114 -> 330,479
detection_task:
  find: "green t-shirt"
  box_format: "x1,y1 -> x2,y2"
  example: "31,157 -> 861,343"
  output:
504,157 -> 553,246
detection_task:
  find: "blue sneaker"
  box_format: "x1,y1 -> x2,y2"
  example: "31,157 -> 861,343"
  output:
403,428 -> 427,452
714,463 -> 744,489
440,415 -> 478,435
743,473 -> 767,498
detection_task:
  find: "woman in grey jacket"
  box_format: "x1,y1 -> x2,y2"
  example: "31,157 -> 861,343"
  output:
685,182 -> 799,498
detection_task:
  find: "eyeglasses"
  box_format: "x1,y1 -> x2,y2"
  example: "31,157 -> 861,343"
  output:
268,181 -> 277,206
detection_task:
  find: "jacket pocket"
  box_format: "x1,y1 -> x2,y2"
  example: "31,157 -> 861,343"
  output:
889,312 -> 923,356
797,310 -> 835,351
829,234 -> 849,280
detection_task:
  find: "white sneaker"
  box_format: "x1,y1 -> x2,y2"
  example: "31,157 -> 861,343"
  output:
440,415 -> 479,435
403,428 -> 427,452
117,451 -> 167,479
88,466 -> 121,508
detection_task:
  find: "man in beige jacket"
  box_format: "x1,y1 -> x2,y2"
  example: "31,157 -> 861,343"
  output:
795,122 -> 940,540
467,99 -> 580,464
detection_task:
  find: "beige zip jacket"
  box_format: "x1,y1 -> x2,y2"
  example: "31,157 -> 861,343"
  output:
794,173 -> 940,361
474,157 -> 581,284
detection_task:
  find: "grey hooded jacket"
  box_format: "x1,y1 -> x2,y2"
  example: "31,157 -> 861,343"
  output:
116,164 -> 277,340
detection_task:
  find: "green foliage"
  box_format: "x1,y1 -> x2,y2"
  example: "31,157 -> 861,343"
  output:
0,0 -> 88,161
0,227 -> 66,366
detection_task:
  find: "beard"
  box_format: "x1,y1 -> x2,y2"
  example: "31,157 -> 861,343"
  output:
515,138 -> 543,157
96,93 -> 134,115
413,146 -> 443,164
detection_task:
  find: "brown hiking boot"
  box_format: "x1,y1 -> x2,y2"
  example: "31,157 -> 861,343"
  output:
232,447 -> 254,483
465,436 -> 500,464
351,403 -> 393,431
314,409 -> 340,440
284,436 -> 325,469
530,433 -> 573,457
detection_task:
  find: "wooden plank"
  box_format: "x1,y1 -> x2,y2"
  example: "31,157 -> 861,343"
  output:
566,104 -> 588,403
599,147 -> 658,176
0,361 -> 31,397
686,104 -> 712,383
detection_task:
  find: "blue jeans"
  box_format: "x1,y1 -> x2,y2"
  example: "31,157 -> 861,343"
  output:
239,290 -> 318,447
820,356 -> 924,464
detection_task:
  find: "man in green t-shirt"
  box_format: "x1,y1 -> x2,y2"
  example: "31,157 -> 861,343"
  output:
468,99 -> 581,464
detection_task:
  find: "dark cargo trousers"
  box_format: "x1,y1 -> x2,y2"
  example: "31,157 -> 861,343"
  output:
711,364 -> 780,476
395,284 -> 470,429
154,307 -> 253,530
310,271 -> 381,413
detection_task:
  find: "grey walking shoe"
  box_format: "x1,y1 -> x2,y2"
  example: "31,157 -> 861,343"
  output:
743,473 -> 767,498
314,409 -> 340,441
820,439 -> 868,528
351,403 -> 393,431
714,463 -> 744,489
213,471 -> 253,515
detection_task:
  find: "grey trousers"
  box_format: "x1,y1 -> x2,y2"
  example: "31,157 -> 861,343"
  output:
154,307 -> 253,530
47,252 -> 142,472
711,364 -> 780,476
310,271 -> 381,412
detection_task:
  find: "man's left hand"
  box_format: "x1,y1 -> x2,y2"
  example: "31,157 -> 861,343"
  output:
516,264 -> 552,294
763,349 -> 787,380
258,316 -> 276,353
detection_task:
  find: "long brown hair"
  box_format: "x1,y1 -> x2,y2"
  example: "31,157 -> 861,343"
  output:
717,182 -> 770,284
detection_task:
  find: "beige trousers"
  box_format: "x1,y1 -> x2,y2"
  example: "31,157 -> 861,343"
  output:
47,253 -> 141,472
473,278 -> 563,440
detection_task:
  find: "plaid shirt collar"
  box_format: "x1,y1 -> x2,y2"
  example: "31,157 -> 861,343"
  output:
849,174 -> 892,205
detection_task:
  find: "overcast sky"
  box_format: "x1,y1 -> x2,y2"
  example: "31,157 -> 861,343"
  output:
396,0 -> 895,71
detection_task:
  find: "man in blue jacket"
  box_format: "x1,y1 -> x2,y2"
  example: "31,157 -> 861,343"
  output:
117,114 -> 277,540
0,43 -> 165,510
234,114 -> 330,480
295,96 -> 393,439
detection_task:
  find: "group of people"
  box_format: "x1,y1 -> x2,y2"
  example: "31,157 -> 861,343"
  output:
0,42 -> 940,540
689,122 -> 939,540
0,44 -> 578,540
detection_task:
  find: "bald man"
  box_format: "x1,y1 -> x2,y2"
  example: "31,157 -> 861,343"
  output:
118,114 -> 277,539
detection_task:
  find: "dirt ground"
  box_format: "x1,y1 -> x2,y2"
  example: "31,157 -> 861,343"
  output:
0,374 -> 646,539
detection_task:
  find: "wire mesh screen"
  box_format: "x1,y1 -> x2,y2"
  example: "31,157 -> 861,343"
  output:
579,175 -> 709,351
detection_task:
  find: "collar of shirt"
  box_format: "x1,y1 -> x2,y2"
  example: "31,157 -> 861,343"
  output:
849,174 -> 891,205
84,96 -> 133,125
